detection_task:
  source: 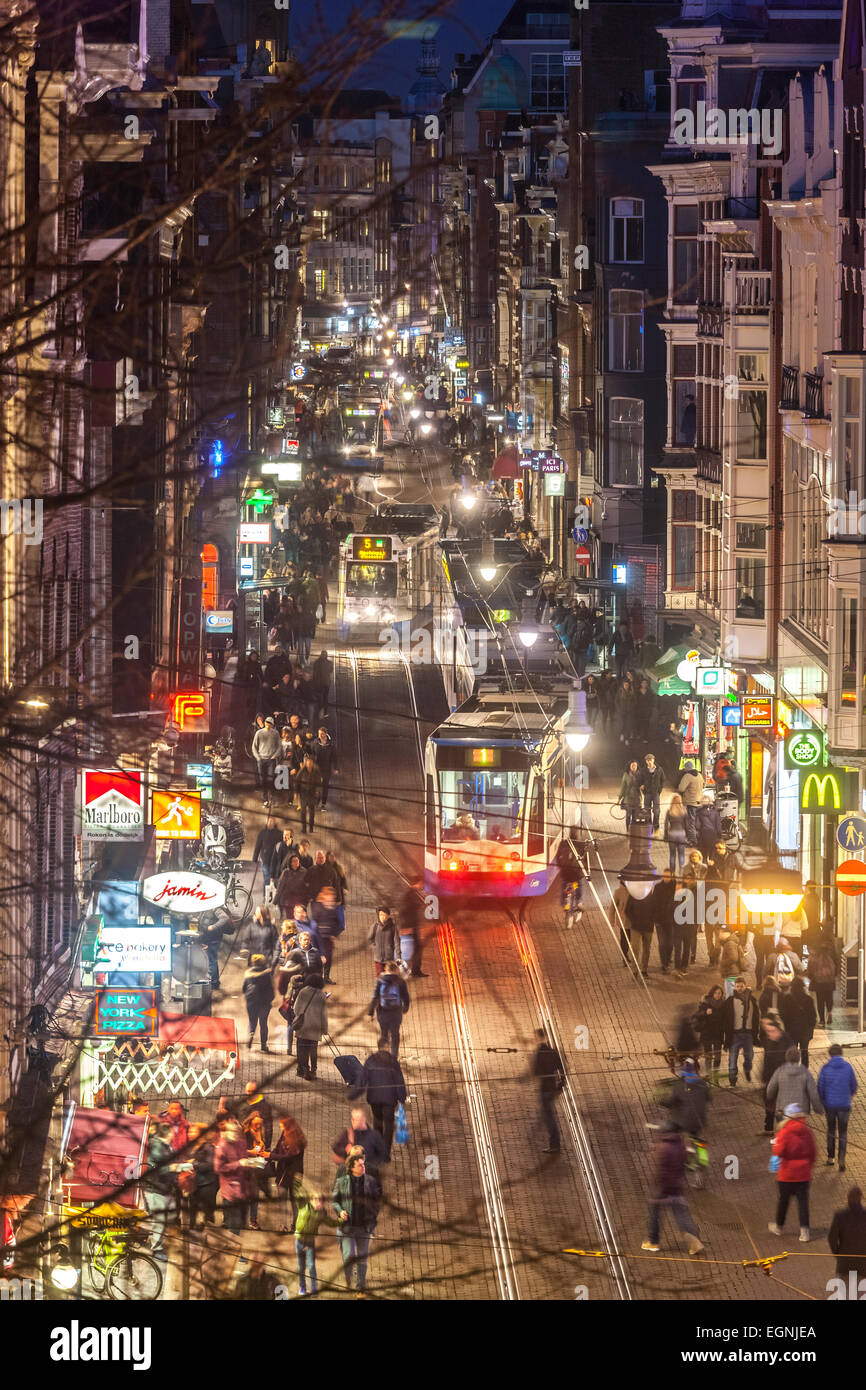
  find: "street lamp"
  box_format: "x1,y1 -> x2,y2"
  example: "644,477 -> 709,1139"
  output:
459,493 -> 476,511
738,860 -> 805,917
518,628 -> 538,649
565,688 -> 592,754
619,810 -> 658,900
420,422 -> 433,435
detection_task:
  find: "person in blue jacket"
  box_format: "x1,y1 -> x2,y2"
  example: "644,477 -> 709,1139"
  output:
818,1044 -> 858,1172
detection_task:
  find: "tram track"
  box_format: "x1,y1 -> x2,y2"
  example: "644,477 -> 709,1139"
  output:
507,902 -> 633,1300
337,644 -> 522,1299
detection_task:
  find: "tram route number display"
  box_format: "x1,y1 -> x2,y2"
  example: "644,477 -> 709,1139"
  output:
467,747 -> 501,768
351,536 -> 393,562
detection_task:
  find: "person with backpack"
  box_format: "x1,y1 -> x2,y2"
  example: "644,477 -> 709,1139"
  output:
368,960 -> 410,1056
368,906 -> 397,976
677,762 -> 704,846
779,977 -> 818,1067
818,1044 -> 858,1172
766,938 -> 804,987
808,931 -> 838,1026
766,1046 -> 824,1129
362,1047 -> 407,1158
718,927 -> 747,997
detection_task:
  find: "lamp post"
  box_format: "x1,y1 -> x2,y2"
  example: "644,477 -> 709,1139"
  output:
620,809 -> 658,901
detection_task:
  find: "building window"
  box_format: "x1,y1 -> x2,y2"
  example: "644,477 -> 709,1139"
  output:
672,489 -> 696,521
736,522 -> 766,549
672,345 -> 697,446
840,595 -> 858,708
531,54 -> 565,112
673,525 -> 696,588
610,199 -> 644,263
314,268 -> 326,297
673,205 -> 698,304
735,389 -> 768,461
609,397 -> 643,486
609,290 -> 644,371
735,556 -> 765,620
840,375 -> 862,494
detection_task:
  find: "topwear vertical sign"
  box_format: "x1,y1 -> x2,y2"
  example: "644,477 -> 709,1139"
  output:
178,575 -> 202,690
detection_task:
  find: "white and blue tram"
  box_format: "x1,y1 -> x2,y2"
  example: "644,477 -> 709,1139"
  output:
423,677 -> 577,899
337,504 -> 441,640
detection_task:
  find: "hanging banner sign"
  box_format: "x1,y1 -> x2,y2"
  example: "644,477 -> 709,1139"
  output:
94,989 -> 159,1037
80,769 -> 145,842
742,697 -> 774,727
151,790 -> 201,839
783,729 -> 825,770
799,768 -> 857,815
92,926 -> 172,973
142,871 -> 226,913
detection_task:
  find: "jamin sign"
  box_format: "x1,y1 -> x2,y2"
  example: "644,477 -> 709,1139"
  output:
151,789 -> 201,840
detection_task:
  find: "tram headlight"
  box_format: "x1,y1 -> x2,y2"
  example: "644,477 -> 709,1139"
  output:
342,446 -> 351,456
346,610 -> 360,624
365,602 -> 377,617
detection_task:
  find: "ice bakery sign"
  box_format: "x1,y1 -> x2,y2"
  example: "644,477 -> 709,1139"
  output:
80,769 -> 145,842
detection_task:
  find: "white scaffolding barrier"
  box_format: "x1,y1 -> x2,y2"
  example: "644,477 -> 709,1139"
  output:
87,1012 -> 239,1102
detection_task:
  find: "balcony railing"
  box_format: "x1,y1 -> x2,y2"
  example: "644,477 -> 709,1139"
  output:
803,372 -> 827,419
780,364 -> 800,410
697,305 -> 723,337
734,270 -> 771,313
696,450 -> 722,485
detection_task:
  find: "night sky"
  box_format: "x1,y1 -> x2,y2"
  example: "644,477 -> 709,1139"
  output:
292,0 -> 513,99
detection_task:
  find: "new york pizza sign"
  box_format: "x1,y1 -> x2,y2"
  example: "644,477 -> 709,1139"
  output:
80,769 -> 145,842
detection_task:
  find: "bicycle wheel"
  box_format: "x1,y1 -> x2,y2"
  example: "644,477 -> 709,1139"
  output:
107,1250 -> 163,1301
85,1238 -> 106,1294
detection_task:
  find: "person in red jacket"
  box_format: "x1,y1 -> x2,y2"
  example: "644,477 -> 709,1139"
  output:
768,1102 -> 816,1243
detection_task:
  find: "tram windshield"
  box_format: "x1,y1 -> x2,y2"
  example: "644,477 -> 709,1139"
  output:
438,768 -> 525,845
346,562 -> 397,599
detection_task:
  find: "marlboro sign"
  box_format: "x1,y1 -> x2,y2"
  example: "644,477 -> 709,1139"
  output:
80,768 -> 145,842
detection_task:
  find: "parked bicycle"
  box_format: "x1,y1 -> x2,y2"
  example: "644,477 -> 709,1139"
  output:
72,1208 -> 163,1300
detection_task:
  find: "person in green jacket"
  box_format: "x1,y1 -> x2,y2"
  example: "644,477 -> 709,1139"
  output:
619,760 -> 644,829
293,1179 -> 338,1297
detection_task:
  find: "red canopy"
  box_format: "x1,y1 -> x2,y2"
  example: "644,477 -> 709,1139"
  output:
157,1011 -> 238,1051
492,446 -> 520,480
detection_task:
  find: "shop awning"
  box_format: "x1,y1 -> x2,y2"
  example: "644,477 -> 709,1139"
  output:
493,446 -> 520,480
60,1106 -> 148,1209
647,644 -> 693,695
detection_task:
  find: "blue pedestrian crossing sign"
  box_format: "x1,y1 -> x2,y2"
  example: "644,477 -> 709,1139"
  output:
837,815 -> 866,853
